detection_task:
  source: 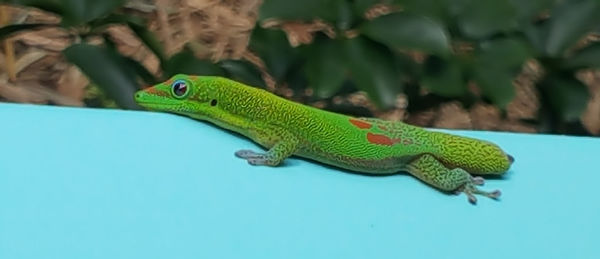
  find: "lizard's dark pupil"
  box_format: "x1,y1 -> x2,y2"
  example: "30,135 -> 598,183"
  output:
173,81 -> 187,97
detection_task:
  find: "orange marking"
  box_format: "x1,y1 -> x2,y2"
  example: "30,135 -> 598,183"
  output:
379,125 -> 388,131
349,118 -> 372,129
366,133 -> 413,146
164,79 -> 174,85
145,87 -> 169,97
189,75 -> 198,81
367,133 -> 394,146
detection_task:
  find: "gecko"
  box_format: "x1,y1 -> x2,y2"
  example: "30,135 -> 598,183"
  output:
134,74 -> 514,204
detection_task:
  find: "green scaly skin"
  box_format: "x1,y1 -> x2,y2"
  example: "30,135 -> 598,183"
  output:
135,74 -> 514,204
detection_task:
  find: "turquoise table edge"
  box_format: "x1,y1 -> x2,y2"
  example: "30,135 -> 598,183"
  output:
1,102 -> 599,259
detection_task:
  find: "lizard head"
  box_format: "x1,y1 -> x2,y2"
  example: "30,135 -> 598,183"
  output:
465,141 -> 514,175
435,133 -> 514,175
471,142 -> 514,175
134,74 -> 216,118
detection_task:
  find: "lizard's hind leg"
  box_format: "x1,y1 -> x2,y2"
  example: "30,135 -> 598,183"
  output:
406,154 -> 500,204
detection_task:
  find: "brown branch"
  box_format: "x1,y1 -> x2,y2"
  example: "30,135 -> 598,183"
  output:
0,5 -> 17,82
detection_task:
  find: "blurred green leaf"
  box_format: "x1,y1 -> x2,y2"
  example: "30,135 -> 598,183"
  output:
304,39 -> 347,98
360,12 -> 450,56
476,37 -> 532,72
508,0 -> 556,21
469,38 -> 528,108
127,21 -> 167,65
540,73 -> 589,122
395,0 -> 448,22
88,12 -> 144,28
545,0 -> 600,56
285,63 -> 310,92
421,57 -> 466,97
456,0 -> 518,39
335,0 -> 354,30
219,59 -> 266,88
86,13 -> 166,65
473,69 -> 515,109
258,0 -> 343,22
164,49 -> 225,78
563,43 -> 600,69
343,37 -> 402,108
121,56 -> 157,86
249,26 -> 298,81
63,43 -> 141,109
101,33 -> 157,85
60,0 -> 124,26
471,38 -> 532,109
443,0 -> 469,16
5,0 -> 63,15
259,0 -> 356,29
0,23 -> 55,40
392,52 -> 419,80
352,0 -> 380,17
522,22 -> 550,55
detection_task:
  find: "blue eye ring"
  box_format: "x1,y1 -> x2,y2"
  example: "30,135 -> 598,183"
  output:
170,79 -> 190,99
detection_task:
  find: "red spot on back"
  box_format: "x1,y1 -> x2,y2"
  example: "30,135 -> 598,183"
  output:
366,133 -> 412,146
367,133 -> 394,146
349,119 -> 372,129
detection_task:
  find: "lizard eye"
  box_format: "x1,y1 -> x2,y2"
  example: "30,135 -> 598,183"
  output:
171,80 -> 189,98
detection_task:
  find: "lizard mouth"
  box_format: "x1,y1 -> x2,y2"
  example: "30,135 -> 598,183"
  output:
134,92 -> 180,111
136,101 -> 176,109
136,101 -> 198,116
507,154 -> 514,164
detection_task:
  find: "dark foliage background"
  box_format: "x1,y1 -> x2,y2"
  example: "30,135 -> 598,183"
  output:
1,0 -> 600,135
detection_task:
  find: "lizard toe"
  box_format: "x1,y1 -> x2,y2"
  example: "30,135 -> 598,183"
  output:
235,149 -> 263,159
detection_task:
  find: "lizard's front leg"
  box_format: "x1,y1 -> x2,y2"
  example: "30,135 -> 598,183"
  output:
235,126 -> 299,166
405,154 -> 501,204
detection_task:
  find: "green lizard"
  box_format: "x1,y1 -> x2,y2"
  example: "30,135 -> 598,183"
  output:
135,74 -> 514,204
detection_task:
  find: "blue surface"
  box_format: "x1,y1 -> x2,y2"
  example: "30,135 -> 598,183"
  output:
0,102 -> 599,259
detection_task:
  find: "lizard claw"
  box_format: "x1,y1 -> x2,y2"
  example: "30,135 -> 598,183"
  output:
235,149 -> 278,166
471,176 -> 485,186
460,183 -> 501,205
247,158 -> 269,165
235,149 -> 267,165
467,192 -> 478,204
235,150 -> 264,159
